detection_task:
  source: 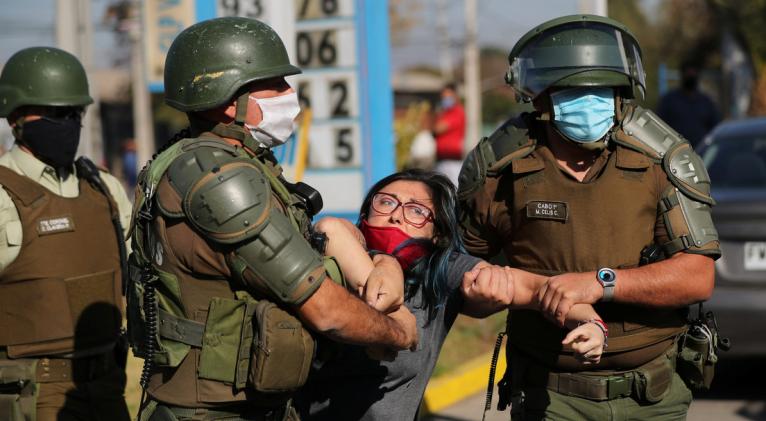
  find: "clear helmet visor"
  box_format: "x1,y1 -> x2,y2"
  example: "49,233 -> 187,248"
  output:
509,22 -> 646,100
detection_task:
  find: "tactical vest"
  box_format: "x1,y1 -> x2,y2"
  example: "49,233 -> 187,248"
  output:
128,136 -> 317,408
504,143 -> 687,370
0,167 -> 122,358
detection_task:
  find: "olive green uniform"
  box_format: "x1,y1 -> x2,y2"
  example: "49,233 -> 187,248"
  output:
127,17 -> 332,421
0,47 -> 132,421
460,110 -> 719,420
130,134 -> 321,414
458,15 -> 720,421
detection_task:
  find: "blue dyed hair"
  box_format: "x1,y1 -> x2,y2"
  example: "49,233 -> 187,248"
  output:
358,169 -> 466,322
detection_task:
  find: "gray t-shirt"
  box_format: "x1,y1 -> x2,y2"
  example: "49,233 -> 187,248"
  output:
296,253 -> 481,421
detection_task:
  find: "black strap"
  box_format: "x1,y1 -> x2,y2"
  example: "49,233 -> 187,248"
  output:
74,157 -> 129,296
482,332 -> 506,421
157,309 -> 205,347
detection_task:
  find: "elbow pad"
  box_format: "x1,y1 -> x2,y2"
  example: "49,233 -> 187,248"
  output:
659,143 -> 721,258
183,158 -> 325,304
616,105 -> 720,258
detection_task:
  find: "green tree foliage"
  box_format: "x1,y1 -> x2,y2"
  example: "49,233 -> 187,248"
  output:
710,0 -> 766,114
610,0 -> 766,116
608,0 -> 663,109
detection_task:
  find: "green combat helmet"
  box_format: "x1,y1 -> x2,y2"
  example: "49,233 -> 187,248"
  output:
505,14 -> 646,102
0,47 -> 93,117
164,16 -> 301,113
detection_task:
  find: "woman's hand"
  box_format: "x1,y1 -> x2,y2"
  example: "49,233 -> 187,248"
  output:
562,320 -> 606,365
460,263 -> 515,318
363,254 -> 405,313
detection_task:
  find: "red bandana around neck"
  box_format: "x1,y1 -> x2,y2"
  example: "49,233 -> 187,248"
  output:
359,220 -> 431,269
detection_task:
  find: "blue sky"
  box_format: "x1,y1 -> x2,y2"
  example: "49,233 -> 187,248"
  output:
0,0 -> 584,70
0,1 -> 661,71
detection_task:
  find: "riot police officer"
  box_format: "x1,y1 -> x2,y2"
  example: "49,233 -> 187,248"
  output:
127,17 -> 417,420
0,47 -> 133,421
459,15 -> 720,420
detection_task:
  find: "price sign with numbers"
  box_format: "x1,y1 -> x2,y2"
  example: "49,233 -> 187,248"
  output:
149,0 -> 394,218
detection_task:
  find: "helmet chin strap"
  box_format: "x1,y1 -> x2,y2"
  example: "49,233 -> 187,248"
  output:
11,115 -> 25,141
189,91 -> 263,153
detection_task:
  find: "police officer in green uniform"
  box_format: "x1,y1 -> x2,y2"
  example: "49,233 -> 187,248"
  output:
0,47 -> 133,421
458,15 -> 720,420
127,17 -> 418,421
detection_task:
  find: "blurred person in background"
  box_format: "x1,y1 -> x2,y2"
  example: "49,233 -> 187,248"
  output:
120,137 -> 137,190
0,47 -> 132,421
433,83 -> 466,185
657,60 -> 721,148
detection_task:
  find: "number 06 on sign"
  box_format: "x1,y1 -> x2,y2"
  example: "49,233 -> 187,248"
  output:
146,0 -> 395,220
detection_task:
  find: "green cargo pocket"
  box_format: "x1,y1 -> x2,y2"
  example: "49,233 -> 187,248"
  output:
0,359 -> 37,421
198,297 -> 255,384
633,353 -> 674,403
250,301 -> 315,393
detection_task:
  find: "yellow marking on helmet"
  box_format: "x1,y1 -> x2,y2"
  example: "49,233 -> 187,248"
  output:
192,71 -> 225,84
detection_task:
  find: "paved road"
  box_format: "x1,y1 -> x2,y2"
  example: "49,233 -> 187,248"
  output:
425,358 -> 766,421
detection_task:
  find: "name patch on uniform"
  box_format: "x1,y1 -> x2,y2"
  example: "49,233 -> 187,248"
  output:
37,216 -> 75,235
526,201 -> 568,222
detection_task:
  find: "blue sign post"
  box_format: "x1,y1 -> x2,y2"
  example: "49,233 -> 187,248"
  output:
145,0 -> 394,219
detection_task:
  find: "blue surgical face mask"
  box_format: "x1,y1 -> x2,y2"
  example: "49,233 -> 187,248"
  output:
551,87 -> 615,143
441,96 -> 456,110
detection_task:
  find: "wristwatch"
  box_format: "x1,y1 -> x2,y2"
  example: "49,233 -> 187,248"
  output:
597,268 -> 617,302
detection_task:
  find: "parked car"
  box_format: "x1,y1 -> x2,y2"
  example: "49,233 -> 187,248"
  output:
697,117 -> 766,357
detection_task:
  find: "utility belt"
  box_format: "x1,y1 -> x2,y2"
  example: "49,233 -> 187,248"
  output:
35,351 -> 118,383
497,339 -> 680,408
140,399 -> 299,421
0,348 -> 119,421
528,348 -> 677,403
0,346 -> 119,383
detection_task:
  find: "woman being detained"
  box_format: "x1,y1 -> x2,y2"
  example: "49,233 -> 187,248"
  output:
297,169 -> 607,421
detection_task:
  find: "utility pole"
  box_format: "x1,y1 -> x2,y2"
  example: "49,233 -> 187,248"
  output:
436,0 -> 453,81
130,1 -> 156,170
56,0 -> 101,163
578,0 -> 608,16
463,0 -> 481,150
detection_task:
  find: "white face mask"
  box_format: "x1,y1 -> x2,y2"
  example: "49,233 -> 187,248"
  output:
246,92 -> 301,148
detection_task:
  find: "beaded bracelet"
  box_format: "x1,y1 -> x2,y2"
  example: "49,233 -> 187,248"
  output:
580,318 -> 609,348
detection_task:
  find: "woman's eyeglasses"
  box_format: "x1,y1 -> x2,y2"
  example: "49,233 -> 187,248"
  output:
370,192 -> 434,228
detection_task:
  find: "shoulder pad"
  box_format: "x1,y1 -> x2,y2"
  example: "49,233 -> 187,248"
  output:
615,105 -> 687,161
165,140 -> 240,196
663,142 -> 715,206
184,160 -> 272,244
457,114 -> 535,200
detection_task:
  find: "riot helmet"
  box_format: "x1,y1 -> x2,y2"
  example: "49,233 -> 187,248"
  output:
505,15 -> 646,102
0,47 -> 93,117
164,17 -> 301,113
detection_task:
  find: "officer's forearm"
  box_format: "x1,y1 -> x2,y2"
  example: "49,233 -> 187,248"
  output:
509,268 -> 548,308
562,304 -> 601,330
296,279 -> 414,350
612,252 -> 714,307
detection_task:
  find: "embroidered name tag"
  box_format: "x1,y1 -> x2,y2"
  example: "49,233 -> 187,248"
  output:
37,216 -> 75,235
526,201 -> 568,222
